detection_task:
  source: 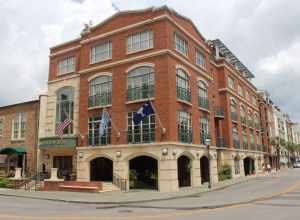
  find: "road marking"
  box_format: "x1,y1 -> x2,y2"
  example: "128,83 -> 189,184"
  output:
0,180 -> 300,220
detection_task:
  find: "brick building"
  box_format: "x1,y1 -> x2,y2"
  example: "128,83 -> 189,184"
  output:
38,6 -> 265,192
0,100 -> 39,177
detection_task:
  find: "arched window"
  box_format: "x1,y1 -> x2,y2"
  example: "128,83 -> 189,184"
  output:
198,81 -> 209,110
176,68 -> 191,102
232,124 -> 240,148
56,87 -> 74,135
200,115 -> 209,144
231,99 -> 237,122
127,66 -> 154,101
89,75 -> 112,107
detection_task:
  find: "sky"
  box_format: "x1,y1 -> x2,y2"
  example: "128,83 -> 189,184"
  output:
0,0 -> 299,122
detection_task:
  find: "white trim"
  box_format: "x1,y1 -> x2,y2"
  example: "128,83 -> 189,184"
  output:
197,77 -> 208,86
126,62 -> 155,73
176,64 -> 191,76
88,72 -> 113,82
50,45 -> 81,57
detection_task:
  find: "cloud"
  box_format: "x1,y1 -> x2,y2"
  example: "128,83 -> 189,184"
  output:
0,0 -> 299,122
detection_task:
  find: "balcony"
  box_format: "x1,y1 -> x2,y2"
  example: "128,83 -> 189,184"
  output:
250,143 -> 256,151
242,142 -> 249,150
127,85 -> 154,101
263,145 -> 268,153
215,107 -> 225,119
198,97 -> 209,110
241,117 -> 247,125
178,129 -> 193,143
231,112 -> 238,122
233,139 -> 240,149
88,92 -> 111,108
177,87 -> 191,103
216,137 -> 227,148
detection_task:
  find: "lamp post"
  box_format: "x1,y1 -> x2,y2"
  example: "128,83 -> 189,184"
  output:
205,134 -> 212,189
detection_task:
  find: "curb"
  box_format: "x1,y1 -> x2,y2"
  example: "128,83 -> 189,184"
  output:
0,176 -> 260,205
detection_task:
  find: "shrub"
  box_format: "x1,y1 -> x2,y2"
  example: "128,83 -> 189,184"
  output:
218,164 -> 232,182
0,177 -> 9,188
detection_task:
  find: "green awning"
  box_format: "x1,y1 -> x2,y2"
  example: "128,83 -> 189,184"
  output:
0,147 -> 26,155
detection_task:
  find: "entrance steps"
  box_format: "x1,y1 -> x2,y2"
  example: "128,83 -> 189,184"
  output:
100,182 -> 120,192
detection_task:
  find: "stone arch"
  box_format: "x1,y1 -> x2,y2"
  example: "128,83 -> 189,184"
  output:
177,155 -> 192,187
88,72 -> 112,82
200,155 -> 210,184
90,157 -> 113,181
126,62 -> 155,73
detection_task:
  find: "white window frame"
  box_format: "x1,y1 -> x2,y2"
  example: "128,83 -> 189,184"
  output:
228,76 -> 234,90
175,33 -> 188,56
238,85 -> 244,97
11,112 -> 26,140
57,56 -> 75,75
196,50 -> 206,68
127,30 -> 153,53
90,41 -> 112,64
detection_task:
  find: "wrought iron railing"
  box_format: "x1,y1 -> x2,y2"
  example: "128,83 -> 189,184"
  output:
88,92 -> 111,107
231,112 -> 238,122
177,87 -> 191,102
233,139 -> 240,149
215,107 -> 224,118
198,97 -> 209,110
216,137 -> 227,148
127,85 -> 154,101
113,173 -> 127,191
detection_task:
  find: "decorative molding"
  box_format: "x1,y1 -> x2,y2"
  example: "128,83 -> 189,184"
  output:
126,62 -> 155,73
87,72 -> 112,82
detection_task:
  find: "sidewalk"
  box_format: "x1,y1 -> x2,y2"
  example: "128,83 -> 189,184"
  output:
0,174 -> 268,205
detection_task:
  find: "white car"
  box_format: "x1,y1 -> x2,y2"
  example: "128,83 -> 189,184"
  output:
293,161 -> 300,168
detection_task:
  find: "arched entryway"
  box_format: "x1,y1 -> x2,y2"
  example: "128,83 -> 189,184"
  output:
178,155 -> 191,187
90,157 -> 113,181
200,156 -> 210,184
129,156 -> 158,190
243,157 -> 255,176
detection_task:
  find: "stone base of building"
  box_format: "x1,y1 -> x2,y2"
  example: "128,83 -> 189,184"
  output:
74,143 -> 265,193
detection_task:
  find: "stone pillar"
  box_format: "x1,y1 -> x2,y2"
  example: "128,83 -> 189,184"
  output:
13,168 -> 22,180
159,158 -> 178,192
48,168 -> 62,181
211,158 -> 219,184
76,159 -> 89,182
192,158 -> 201,187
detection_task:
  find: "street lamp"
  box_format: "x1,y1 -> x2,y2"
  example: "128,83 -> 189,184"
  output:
205,134 -> 212,189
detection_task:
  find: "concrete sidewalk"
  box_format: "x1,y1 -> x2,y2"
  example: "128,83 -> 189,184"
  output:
0,174 -> 272,205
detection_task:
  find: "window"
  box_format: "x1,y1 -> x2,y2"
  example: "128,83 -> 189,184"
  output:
178,111 -> 192,143
228,76 -> 234,90
245,90 -> 249,101
250,130 -> 255,149
127,112 -> 155,144
231,99 -> 237,122
251,95 -> 257,106
238,85 -> 244,97
242,128 -> 248,149
0,119 -> 3,137
198,81 -> 209,109
234,157 -> 240,175
175,33 -> 188,55
88,115 -> 111,146
248,111 -> 253,128
58,56 -> 75,75
254,114 -> 260,130
56,87 -> 74,135
240,106 -> 246,125
127,30 -> 153,53
176,68 -> 191,102
196,50 -> 205,68
127,66 -> 154,101
91,41 -> 112,64
12,113 -> 26,140
232,125 -> 240,148
89,75 -> 112,107
200,115 -> 209,144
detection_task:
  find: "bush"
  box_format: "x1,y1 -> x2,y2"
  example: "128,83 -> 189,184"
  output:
218,164 -> 232,182
0,177 -> 9,188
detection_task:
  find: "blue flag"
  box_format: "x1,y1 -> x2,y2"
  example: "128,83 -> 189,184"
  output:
133,101 -> 154,125
99,110 -> 110,137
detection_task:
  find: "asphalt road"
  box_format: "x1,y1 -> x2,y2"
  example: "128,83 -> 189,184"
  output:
0,169 -> 299,220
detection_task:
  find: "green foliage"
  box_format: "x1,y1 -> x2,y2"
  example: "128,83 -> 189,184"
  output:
218,164 -> 232,182
0,177 -> 9,188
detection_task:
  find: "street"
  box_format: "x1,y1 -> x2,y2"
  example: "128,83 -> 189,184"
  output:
0,169 -> 299,220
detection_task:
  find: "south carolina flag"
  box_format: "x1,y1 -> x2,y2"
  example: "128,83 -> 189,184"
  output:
133,101 -> 155,125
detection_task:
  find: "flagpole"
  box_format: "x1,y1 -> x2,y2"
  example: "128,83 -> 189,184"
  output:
104,108 -> 121,138
148,99 -> 166,134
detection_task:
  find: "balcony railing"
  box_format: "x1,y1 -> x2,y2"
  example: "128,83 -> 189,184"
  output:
263,145 -> 268,153
216,137 -> 227,148
215,107 -> 225,119
178,129 -> 193,143
88,92 -> 111,108
231,112 -> 238,122
233,139 -> 240,149
177,87 -> 191,103
242,142 -> 249,150
250,143 -> 256,151
198,97 -> 209,110
241,117 -> 247,125
256,145 -> 263,152
127,85 -> 154,101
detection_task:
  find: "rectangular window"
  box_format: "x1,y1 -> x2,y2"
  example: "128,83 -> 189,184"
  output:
178,111 -> 192,143
127,30 -> 153,53
58,56 -> 75,75
88,116 -> 111,146
196,50 -> 206,68
91,41 -> 112,64
0,119 -> 3,137
175,33 -> 188,55
228,76 -> 234,90
127,112 -> 155,144
200,116 -> 209,144
12,112 -> 26,140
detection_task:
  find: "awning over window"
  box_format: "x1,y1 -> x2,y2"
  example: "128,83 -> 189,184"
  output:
0,147 -> 26,155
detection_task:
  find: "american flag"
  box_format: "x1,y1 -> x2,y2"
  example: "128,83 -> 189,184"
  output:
56,118 -> 72,138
